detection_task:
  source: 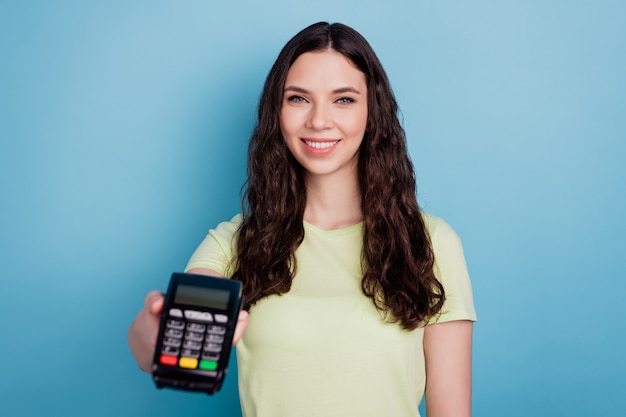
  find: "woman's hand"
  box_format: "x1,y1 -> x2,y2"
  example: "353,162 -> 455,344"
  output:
128,290 -> 165,373
128,281 -> 249,374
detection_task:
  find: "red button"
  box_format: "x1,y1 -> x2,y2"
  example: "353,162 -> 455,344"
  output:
160,355 -> 178,366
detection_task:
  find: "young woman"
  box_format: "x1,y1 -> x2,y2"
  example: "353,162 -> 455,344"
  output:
129,22 -> 476,417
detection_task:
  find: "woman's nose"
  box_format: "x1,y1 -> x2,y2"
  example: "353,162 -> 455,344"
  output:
306,103 -> 333,130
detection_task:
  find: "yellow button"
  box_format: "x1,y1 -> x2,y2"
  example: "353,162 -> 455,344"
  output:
179,357 -> 198,369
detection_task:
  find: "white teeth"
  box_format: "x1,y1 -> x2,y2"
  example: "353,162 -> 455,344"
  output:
304,140 -> 338,149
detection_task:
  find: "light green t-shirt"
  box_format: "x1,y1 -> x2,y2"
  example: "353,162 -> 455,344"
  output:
185,213 -> 476,417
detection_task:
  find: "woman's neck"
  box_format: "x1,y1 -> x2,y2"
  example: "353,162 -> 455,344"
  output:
303,171 -> 363,231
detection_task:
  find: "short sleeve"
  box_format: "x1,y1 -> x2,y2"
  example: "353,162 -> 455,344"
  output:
424,214 -> 477,324
184,214 -> 242,277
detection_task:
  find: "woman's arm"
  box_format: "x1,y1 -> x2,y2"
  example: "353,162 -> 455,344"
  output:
423,320 -> 474,417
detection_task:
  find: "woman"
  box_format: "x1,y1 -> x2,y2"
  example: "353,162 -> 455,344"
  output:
129,22 -> 476,417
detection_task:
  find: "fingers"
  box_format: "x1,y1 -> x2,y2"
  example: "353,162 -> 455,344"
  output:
144,290 -> 165,315
140,290 -> 164,347
128,291 -> 164,373
232,310 -> 249,345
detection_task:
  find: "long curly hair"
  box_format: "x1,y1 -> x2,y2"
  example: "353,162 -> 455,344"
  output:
231,22 -> 444,330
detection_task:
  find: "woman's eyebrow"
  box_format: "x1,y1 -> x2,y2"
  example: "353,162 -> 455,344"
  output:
332,87 -> 361,95
283,85 -> 362,95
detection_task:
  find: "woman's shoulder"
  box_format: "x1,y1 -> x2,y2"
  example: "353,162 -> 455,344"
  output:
224,213 -> 244,227
422,212 -> 458,240
421,212 -> 477,323
421,212 -> 466,258
206,214 -> 244,240
220,213 -> 244,227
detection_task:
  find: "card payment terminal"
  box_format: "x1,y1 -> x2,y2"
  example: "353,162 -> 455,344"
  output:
152,272 -> 242,394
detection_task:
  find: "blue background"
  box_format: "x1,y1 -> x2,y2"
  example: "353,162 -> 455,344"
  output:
1,1 -> 624,416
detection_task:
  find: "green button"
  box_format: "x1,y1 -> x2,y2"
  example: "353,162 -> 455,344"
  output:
199,360 -> 218,371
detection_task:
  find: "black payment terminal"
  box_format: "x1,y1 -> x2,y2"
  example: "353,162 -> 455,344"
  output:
152,272 -> 243,394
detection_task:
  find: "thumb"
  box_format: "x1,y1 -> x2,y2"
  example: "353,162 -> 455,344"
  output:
144,290 -> 165,315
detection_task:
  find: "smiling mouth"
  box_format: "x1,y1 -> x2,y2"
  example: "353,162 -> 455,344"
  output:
302,139 -> 339,149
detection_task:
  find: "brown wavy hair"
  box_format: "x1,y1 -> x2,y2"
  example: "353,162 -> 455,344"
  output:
231,22 -> 444,330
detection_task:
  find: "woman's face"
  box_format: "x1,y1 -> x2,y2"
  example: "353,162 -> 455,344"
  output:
280,49 -> 368,180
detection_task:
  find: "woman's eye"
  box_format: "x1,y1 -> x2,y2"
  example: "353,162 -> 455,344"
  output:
336,97 -> 354,104
287,95 -> 306,103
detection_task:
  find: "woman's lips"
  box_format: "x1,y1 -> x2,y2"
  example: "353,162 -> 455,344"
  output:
302,139 -> 339,150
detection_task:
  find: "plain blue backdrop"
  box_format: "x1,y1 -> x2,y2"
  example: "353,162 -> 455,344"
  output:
1,1 -> 624,416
